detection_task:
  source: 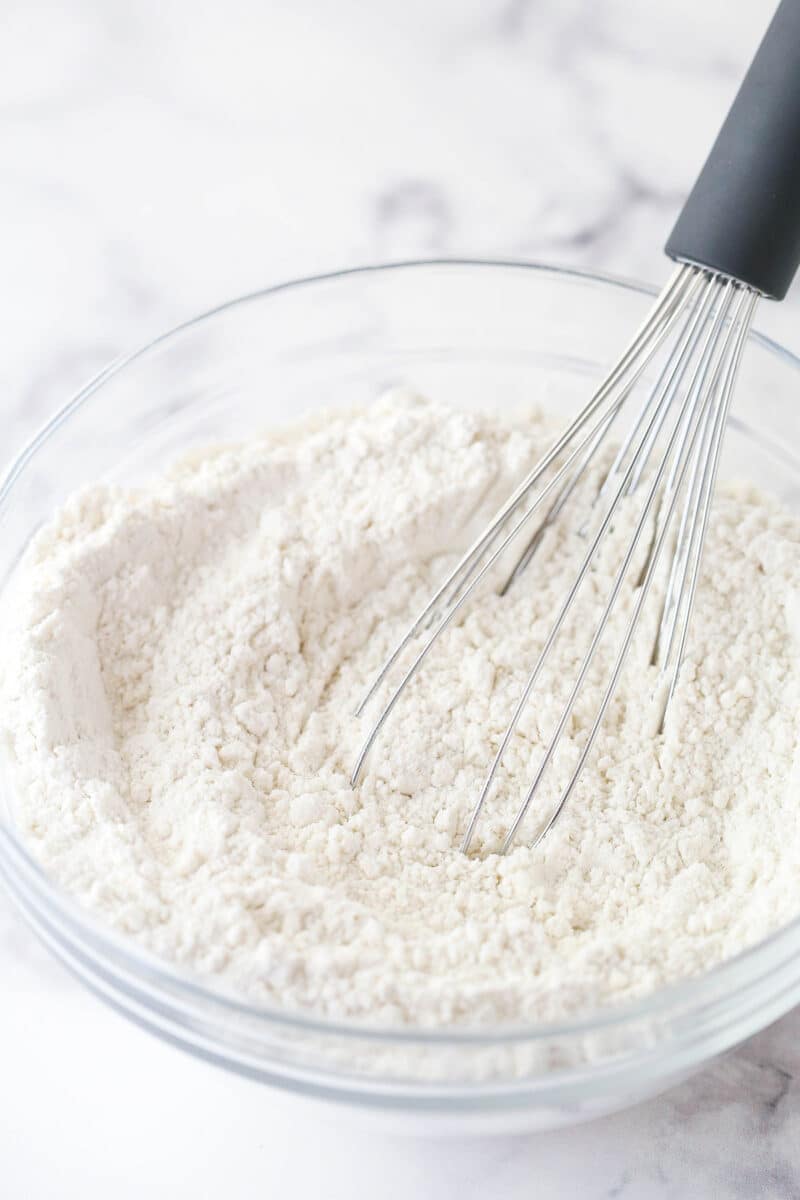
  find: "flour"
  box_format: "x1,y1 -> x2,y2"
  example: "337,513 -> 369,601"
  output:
3,390 -> 800,1027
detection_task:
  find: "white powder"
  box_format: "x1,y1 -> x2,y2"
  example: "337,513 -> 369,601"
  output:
3,391 -> 800,1027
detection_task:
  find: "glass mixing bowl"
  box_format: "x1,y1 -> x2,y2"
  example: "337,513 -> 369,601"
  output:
1,261 -> 800,1136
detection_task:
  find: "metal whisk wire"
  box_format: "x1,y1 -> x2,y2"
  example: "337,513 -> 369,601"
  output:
351,267 -> 693,776
467,283 -> 756,855
350,0 -> 800,853
352,266 -> 693,724
351,267 -> 758,853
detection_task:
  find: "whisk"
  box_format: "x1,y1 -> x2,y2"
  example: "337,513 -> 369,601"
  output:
352,0 -> 800,854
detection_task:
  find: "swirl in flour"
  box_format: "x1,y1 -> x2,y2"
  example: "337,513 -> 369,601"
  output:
3,391 -> 800,1025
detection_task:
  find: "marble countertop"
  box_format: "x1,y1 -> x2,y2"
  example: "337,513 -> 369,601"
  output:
3,0 -> 800,1195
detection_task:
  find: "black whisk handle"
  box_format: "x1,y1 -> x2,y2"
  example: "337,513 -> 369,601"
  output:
666,0 -> 800,300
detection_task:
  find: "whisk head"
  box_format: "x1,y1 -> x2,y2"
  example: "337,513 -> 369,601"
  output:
351,264 -> 759,854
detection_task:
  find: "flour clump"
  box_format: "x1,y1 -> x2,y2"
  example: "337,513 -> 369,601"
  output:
3,391 -> 800,1026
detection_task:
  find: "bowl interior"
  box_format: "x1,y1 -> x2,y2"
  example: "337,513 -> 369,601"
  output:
2,261 -> 800,1126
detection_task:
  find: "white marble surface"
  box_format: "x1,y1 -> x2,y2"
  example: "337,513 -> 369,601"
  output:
3,0 -> 800,1195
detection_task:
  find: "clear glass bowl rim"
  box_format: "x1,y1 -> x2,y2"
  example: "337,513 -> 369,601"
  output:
2,256 -> 800,1051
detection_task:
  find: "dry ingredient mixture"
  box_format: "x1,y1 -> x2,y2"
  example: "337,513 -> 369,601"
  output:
2,391 -> 800,1026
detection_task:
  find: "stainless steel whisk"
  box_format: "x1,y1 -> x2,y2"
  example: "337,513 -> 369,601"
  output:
352,0 -> 800,854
